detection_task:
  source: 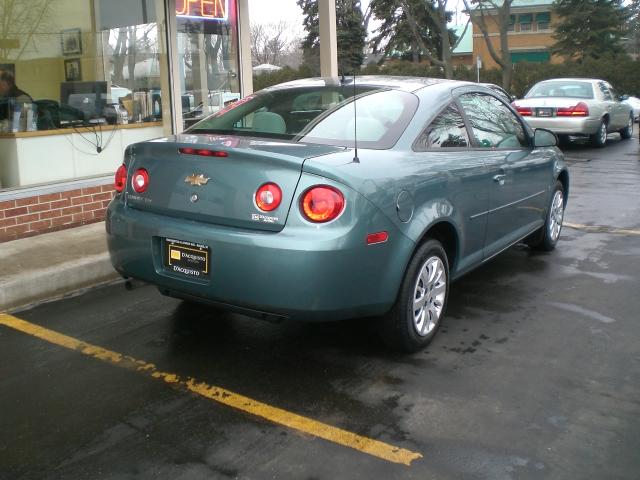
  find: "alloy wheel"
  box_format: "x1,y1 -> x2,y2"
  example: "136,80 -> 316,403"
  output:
599,123 -> 607,144
412,256 -> 447,336
548,190 -> 564,241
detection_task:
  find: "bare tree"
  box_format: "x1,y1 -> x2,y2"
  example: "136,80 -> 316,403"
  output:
111,28 -> 128,86
462,0 -> 514,89
204,34 -> 224,88
250,23 -> 266,64
110,24 -> 157,89
0,0 -> 58,61
126,26 -> 138,90
279,34 -> 304,68
251,21 -> 294,66
398,0 -> 470,79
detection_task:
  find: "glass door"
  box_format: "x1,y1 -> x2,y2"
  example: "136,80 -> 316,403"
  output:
175,0 -> 241,130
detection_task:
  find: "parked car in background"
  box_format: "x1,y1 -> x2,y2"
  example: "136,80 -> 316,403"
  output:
107,77 -> 568,352
512,78 -> 634,147
183,91 -> 242,128
622,95 -> 640,122
209,91 -> 241,112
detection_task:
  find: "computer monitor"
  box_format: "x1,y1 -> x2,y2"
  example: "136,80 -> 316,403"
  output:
60,81 -> 108,121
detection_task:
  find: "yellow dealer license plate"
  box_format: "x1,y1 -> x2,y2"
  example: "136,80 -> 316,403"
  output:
164,238 -> 210,279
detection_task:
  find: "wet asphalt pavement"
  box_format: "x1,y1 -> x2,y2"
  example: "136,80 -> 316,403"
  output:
1,135 -> 639,480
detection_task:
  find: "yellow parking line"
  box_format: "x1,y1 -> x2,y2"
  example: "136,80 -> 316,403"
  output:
564,222 -> 640,236
0,313 -> 422,466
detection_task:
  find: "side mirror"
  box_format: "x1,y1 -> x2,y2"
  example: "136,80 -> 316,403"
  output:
620,94 -> 629,101
534,128 -> 557,147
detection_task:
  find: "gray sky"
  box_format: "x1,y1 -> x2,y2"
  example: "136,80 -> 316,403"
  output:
247,0 -> 469,40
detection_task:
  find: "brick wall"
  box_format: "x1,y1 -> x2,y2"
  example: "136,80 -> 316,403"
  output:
0,185 -> 114,243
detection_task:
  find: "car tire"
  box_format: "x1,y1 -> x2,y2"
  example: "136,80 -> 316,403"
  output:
619,114 -> 633,140
527,181 -> 565,252
557,134 -> 570,147
590,120 -> 608,148
379,239 -> 449,352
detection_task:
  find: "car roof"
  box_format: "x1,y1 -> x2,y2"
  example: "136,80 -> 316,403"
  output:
263,76 -> 468,94
535,78 -> 604,84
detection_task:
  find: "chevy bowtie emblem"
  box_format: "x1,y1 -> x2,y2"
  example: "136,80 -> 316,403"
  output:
185,174 -> 211,186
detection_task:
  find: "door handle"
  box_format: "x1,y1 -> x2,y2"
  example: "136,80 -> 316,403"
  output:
493,173 -> 506,185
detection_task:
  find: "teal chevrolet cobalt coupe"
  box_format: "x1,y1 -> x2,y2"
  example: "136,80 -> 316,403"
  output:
106,77 -> 568,352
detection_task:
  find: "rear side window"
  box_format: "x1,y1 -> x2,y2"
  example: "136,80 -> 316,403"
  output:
458,94 -> 528,149
415,103 -> 469,149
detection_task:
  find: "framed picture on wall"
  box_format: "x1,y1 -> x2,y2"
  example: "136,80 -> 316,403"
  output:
61,28 -> 82,56
64,58 -> 82,82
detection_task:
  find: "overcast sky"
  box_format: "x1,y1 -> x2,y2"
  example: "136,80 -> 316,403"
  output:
247,0 -> 470,40
247,0 -> 630,36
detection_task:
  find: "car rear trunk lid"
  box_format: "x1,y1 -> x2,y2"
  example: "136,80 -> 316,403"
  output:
125,134 -> 344,232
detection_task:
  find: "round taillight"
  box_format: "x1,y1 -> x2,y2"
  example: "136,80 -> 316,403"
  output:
301,186 -> 345,223
132,168 -> 149,193
255,182 -> 282,212
114,164 -> 127,193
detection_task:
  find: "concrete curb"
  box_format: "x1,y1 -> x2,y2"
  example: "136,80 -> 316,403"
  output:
0,252 -> 119,312
0,222 -> 120,312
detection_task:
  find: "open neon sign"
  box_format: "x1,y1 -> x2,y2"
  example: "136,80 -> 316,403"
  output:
176,0 -> 228,20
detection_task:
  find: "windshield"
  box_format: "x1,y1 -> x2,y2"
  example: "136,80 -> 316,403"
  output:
526,81 -> 594,99
187,85 -> 419,149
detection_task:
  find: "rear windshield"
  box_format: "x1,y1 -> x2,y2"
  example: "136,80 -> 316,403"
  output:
526,81 -> 594,99
188,86 -> 419,150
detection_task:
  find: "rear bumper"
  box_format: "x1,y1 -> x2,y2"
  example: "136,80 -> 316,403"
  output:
106,195 -> 414,322
523,116 -> 601,135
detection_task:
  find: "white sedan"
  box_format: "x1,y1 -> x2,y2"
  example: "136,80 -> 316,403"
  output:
622,96 -> 640,122
512,78 -> 634,147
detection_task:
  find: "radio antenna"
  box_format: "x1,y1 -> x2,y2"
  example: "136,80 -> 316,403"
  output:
352,74 -> 359,163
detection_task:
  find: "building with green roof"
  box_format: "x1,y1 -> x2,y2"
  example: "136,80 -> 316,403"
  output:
468,0 -> 561,69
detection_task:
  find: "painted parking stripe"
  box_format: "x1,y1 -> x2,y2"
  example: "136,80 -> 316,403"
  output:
0,313 -> 422,466
564,222 -> 640,236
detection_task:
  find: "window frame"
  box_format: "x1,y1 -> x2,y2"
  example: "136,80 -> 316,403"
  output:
535,12 -> 551,31
519,22 -> 532,32
536,21 -> 550,31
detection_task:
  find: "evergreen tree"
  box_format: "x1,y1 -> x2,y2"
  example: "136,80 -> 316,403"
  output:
552,0 -> 628,62
297,0 -> 367,75
370,0 -> 462,79
627,0 -> 640,57
369,0 -> 443,62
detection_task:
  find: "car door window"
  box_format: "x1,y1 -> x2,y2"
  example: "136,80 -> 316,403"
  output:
608,84 -> 620,101
415,103 -> 470,149
458,94 -> 528,149
599,82 -> 613,101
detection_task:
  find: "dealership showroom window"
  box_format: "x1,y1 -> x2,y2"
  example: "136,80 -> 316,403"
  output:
0,0 -> 241,240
